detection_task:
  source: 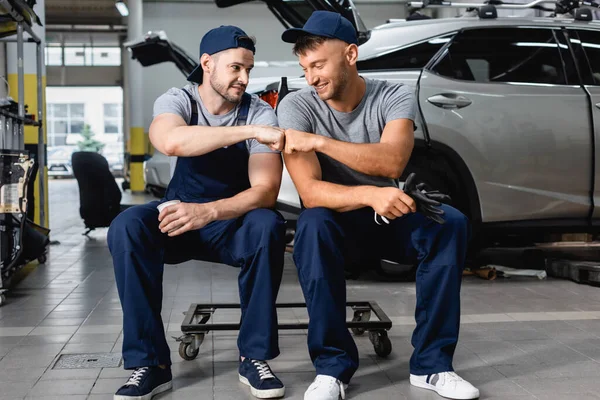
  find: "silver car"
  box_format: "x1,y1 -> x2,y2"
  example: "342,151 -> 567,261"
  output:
127,0 -> 600,246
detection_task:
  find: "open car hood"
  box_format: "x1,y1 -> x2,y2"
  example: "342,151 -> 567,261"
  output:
123,31 -> 197,78
215,0 -> 369,44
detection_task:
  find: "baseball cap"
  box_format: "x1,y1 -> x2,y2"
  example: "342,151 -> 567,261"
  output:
187,25 -> 256,84
281,11 -> 357,46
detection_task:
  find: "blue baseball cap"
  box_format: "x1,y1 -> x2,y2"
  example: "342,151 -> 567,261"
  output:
187,25 -> 256,84
281,11 -> 357,46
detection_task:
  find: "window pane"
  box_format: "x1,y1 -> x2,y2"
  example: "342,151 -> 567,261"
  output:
53,134 -> 68,146
92,47 -> 121,66
70,104 -> 85,118
53,120 -> 68,134
573,29 -> 600,86
45,47 -> 62,66
70,121 -> 84,134
104,121 -> 120,134
432,28 -> 566,85
554,31 -> 580,85
357,34 -> 453,71
53,104 -> 68,118
64,47 -> 85,66
103,103 -> 119,118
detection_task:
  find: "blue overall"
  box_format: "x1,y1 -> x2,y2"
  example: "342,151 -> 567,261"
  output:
108,91 -> 286,369
293,205 -> 470,383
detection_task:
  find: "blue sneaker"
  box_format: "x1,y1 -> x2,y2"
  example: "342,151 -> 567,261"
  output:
239,358 -> 285,398
114,366 -> 172,400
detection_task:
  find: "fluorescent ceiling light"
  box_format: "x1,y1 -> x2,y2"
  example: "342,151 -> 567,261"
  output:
116,1 -> 129,17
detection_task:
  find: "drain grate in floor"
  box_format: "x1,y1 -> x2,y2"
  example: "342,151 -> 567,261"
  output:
53,353 -> 122,369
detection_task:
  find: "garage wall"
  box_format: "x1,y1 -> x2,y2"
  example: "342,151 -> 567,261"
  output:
141,1 -> 406,129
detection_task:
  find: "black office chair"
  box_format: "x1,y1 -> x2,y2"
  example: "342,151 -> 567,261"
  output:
71,151 -> 129,235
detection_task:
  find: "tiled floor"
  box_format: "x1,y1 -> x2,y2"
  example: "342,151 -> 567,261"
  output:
1,179 -> 600,399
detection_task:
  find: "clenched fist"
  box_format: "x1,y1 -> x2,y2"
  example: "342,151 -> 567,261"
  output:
284,129 -> 323,154
369,187 -> 417,221
253,125 -> 285,151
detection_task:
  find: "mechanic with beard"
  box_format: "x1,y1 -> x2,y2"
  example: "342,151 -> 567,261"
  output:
108,26 -> 287,400
276,11 -> 480,400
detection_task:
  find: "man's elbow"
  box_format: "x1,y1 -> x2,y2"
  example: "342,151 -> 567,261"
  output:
385,160 -> 407,180
162,140 -> 179,157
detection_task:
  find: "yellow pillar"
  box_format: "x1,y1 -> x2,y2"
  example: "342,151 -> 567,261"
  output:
127,0 -> 146,192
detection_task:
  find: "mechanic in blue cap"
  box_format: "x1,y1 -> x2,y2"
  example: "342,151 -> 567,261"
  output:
108,25 -> 287,400
277,11 -> 480,400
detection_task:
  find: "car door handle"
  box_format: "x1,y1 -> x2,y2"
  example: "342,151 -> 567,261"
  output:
427,93 -> 472,109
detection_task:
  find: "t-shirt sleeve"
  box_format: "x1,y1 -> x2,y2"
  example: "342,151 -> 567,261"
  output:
248,98 -> 280,155
383,84 -> 417,123
276,94 -> 313,132
152,87 -> 192,123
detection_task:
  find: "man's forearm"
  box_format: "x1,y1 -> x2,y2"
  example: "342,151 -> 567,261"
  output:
164,125 -> 255,157
301,180 -> 375,212
317,137 -> 408,179
210,186 -> 278,221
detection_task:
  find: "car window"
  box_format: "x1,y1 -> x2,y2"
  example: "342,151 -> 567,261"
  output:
554,30 -> 581,85
356,34 -> 454,71
431,28 -> 568,85
569,29 -> 600,86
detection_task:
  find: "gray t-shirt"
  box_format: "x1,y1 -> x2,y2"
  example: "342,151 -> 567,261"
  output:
153,83 -> 279,155
277,78 -> 416,188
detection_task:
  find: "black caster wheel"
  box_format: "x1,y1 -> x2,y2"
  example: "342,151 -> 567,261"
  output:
351,310 -> 371,336
369,330 -> 392,357
38,253 -> 47,264
179,341 -> 199,361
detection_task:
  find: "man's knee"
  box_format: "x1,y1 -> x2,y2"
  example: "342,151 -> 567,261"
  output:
296,207 -> 337,235
244,208 -> 285,242
108,205 -> 157,254
440,205 -> 470,238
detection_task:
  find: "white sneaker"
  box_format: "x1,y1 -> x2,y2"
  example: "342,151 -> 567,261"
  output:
410,371 -> 479,399
304,375 -> 348,400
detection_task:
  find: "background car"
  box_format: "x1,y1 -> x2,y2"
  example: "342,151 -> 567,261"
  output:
126,0 -> 600,248
47,146 -> 77,178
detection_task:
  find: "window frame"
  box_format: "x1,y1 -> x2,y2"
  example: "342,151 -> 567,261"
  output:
47,103 -> 86,146
356,32 -> 458,73
103,103 -> 123,135
564,27 -> 600,87
426,25 -> 581,87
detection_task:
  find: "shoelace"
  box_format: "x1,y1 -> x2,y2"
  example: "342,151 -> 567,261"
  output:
312,376 -> 346,400
442,372 -> 464,385
125,367 -> 148,387
252,360 -> 275,380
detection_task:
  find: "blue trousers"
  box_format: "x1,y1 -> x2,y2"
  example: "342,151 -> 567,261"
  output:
293,205 -> 470,383
107,201 -> 286,369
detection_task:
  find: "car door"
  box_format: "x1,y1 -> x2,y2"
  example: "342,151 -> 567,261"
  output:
418,26 -> 592,224
565,28 -> 600,221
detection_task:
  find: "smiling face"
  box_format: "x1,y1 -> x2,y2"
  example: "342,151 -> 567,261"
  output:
296,37 -> 357,102
202,47 -> 254,104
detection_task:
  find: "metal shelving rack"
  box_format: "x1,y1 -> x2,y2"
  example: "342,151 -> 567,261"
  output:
0,0 -> 45,304
0,0 -> 45,224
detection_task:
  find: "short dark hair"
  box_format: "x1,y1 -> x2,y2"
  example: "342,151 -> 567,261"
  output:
292,35 -> 329,56
239,35 -> 257,47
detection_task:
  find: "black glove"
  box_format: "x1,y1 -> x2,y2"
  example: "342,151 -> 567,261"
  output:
403,173 -> 451,224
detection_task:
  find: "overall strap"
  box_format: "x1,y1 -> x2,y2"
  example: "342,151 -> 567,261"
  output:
236,93 -> 252,126
181,88 -> 199,126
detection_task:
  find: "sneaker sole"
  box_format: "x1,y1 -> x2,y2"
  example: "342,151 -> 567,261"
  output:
239,374 -> 286,399
409,376 -> 479,400
114,381 -> 173,400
